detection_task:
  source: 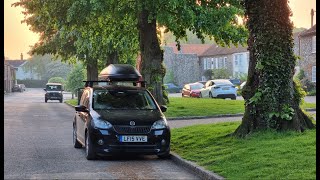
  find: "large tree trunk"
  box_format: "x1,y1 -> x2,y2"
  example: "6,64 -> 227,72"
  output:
86,57 -> 98,81
106,51 -> 119,67
234,0 -> 315,137
138,9 -> 166,105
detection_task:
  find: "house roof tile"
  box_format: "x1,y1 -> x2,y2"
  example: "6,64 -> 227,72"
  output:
200,44 -> 248,57
299,24 -> 316,37
5,60 -> 27,67
165,43 -> 211,56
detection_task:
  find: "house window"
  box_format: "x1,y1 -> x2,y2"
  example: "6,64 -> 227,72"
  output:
224,57 -> 227,68
207,59 -> 211,69
211,58 -> 215,69
204,59 -> 207,70
312,66 -> 316,82
312,36 -> 316,53
215,58 -> 218,69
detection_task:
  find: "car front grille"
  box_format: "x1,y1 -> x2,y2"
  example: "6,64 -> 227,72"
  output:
113,125 -> 151,134
49,93 -> 61,97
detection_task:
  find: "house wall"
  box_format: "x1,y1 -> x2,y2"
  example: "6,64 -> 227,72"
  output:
4,63 -> 15,93
232,52 -> 249,77
16,66 -> 40,80
199,55 -> 233,81
163,46 -> 201,87
299,35 -> 316,82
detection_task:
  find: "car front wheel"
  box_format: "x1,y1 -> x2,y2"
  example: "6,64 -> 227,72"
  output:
85,132 -> 96,160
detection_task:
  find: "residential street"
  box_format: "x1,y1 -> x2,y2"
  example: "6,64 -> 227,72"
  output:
4,88 -> 199,179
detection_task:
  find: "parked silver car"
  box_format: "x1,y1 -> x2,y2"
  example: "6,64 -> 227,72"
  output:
199,79 -> 237,100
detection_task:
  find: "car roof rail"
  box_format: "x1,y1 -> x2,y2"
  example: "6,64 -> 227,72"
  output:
83,80 -> 147,88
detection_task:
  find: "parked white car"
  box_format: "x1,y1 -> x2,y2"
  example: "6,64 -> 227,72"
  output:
199,79 -> 237,100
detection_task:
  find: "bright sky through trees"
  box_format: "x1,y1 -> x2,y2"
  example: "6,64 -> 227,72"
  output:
4,0 -> 316,60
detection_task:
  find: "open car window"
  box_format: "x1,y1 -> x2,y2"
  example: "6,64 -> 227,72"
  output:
93,90 -> 157,110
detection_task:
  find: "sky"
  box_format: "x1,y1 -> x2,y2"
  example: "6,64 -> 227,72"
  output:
4,0 -> 317,60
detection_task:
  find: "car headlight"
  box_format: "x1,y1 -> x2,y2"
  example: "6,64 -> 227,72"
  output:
93,118 -> 113,129
151,119 -> 167,130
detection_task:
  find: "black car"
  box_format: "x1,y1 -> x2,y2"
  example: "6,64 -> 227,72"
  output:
12,84 -> 23,92
164,83 -> 182,93
44,83 -> 64,103
73,64 -> 171,160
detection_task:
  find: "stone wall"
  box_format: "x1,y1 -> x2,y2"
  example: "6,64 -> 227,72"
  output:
299,35 -> 316,82
163,46 -> 201,87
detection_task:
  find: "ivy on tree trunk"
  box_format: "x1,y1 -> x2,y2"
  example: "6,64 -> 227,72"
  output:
234,0 -> 315,137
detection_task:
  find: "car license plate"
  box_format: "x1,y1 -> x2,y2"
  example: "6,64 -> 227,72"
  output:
222,87 -> 229,90
119,135 -> 147,142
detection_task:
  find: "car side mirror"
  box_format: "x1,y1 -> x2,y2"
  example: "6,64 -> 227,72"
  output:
160,105 -> 167,112
75,105 -> 89,112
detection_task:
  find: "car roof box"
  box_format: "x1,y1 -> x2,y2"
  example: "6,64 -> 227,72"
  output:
99,64 -> 142,82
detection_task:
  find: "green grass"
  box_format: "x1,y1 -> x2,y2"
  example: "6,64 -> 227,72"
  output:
171,122 -> 316,179
65,97 -> 316,118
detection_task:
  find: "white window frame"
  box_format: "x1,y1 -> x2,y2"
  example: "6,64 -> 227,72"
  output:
312,66 -> 316,82
215,58 -> 218,69
312,36 -> 316,53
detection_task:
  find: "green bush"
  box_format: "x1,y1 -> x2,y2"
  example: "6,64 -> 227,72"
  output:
48,77 -> 65,85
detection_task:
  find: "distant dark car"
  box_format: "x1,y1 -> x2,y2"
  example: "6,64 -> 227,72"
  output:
164,83 -> 182,93
229,79 -> 241,86
182,82 -> 204,98
12,84 -> 23,92
44,83 -> 64,103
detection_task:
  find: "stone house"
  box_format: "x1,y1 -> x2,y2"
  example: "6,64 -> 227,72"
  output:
296,25 -> 316,82
163,43 -> 211,86
198,45 -> 249,81
4,57 -> 16,93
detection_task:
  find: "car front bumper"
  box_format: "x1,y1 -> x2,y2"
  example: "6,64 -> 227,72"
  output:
89,127 -> 171,156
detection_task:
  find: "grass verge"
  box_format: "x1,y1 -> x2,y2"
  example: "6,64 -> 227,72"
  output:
171,122 -> 316,179
65,97 -> 316,118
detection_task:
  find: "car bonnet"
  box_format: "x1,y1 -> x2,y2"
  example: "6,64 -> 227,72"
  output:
92,109 -> 164,126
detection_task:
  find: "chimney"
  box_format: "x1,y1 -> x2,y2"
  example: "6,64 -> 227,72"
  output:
20,53 -> 23,60
311,9 -> 314,27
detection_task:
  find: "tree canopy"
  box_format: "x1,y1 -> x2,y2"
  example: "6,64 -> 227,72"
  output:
14,0 -> 248,104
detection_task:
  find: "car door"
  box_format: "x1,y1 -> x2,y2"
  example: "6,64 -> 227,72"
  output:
76,90 -> 89,143
201,81 -> 211,97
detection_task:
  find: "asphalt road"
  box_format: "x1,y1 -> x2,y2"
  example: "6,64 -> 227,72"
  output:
4,88 -> 200,179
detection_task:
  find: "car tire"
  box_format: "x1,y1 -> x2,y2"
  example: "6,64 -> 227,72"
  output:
73,124 -> 82,148
158,150 -> 171,159
231,96 -> 236,100
85,132 -> 96,160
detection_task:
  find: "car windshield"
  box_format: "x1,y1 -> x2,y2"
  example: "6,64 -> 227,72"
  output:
190,84 -> 203,90
214,80 -> 233,86
46,85 -> 62,91
93,89 -> 157,110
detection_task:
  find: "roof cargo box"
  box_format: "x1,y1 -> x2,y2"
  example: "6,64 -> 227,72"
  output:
99,64 -> 142,82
